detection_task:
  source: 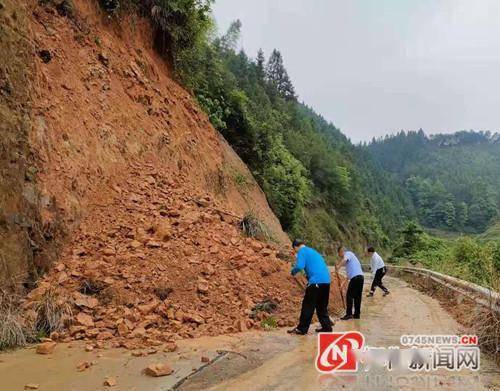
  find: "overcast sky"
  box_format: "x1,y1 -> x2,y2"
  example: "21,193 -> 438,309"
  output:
213,0 -> 500,142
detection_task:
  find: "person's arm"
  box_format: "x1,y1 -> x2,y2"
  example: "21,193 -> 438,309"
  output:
291,251 -> 306,276
335,256 -> 347,270
370,255 -> 375,276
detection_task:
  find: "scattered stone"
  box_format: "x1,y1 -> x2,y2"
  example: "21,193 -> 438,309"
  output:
96,331 -> 114,340
36,341 -> 57,355
236,318 -> 247,332
76,361 -> 92,372
154,221 -> 171,242
85,344 -> 94,352
138,299 -> 159,315
131,327 -> 146,338
144,363 -> 174,377
75,295 -> 99,309
250,241 -> 263,251
154,286 -> 173,300
184,313 -> 204,324
24,383 -> 39,390
117,322 -> 129,337
197,280 -> 209,294
76,312 -> 94,327
202,264 -> 215,276
98,52 -> 110,67
201,356 -> 210,363
130,240 -> 142,249
163,341 -> 177,352
102,248 -> 115,256
146,240 -> 162,248
103,376 -> 117,387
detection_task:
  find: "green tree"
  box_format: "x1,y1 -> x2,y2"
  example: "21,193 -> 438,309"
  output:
393,221 -> 424,258
443,201 -> 456,227
219,19 -> 242,51
455,202 -> 468,227
256,49 -> 265,81
266,49 -> 296,101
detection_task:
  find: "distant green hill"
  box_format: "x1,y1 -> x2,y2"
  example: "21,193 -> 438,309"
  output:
367,130 -> 500,233
477,220 -> 500,241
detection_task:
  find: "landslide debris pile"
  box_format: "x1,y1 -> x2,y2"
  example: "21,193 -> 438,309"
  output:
22,162 -> 343,348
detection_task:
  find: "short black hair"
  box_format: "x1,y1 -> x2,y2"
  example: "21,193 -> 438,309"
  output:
292,239 -> 305,248
367,246 -> 375,253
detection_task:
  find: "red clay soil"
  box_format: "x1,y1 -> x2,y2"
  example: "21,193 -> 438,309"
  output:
20,0 -> 344,348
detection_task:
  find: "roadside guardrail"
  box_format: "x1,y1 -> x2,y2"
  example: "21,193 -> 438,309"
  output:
360,264 -> 500,314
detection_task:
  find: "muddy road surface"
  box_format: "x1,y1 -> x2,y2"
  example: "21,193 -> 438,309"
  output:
1,276 -> 499,390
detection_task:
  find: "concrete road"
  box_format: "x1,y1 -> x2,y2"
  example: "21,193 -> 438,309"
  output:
1,276 -> 499,390
179,276 -> 500,391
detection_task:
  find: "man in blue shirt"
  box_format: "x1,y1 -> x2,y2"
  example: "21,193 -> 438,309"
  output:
337,246 -> 364,320
287,239 -> 333,335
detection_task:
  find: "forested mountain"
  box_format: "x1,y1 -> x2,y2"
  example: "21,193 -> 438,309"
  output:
367,130 -> 500,232
127,0 -> 498,248
175,20 -> 416,250
138,4 -> 412,250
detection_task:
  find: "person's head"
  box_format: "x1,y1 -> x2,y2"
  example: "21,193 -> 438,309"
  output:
367,246 -> 375,255
337,246 -> 345,258
292,239 -> 305,254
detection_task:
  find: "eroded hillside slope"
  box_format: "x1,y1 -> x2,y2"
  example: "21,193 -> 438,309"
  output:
1,0 -> 345,345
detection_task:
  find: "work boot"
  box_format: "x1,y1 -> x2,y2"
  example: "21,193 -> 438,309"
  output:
383,291 -> 390,297
315,327 -> 333,333
340,315 -> 353,321
366,291 -> 374,297
287,327 -> 307,335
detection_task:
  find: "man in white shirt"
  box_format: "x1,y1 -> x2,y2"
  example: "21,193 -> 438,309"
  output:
367,247 -> 390,297
336,246 -> 364,320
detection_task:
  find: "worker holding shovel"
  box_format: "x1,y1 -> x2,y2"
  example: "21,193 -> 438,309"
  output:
287,239 -> 333,335
336,246 -> 364,320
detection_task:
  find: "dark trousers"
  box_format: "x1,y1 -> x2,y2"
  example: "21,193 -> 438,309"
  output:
346,275 -> 364,318
370,267 -> 388,293
297,283 -> 332,333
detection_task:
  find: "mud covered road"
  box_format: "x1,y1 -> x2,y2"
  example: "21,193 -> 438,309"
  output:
1,276 -> 499,390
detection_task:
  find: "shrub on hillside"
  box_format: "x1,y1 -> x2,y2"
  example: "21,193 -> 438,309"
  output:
240,212 -> 272,242
148,0 -> 213,72
0,293 -> 32,350
33,289 -> 73,335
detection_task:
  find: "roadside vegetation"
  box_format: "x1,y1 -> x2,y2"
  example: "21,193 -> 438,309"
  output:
392,222 -> 500,290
